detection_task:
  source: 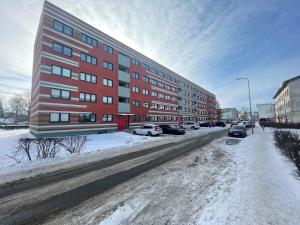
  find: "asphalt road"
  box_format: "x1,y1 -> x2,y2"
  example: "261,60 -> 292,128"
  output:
0,129 -> 227,225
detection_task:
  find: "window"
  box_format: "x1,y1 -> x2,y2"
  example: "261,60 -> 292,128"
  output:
143,76 -> 149,83
142,63 -> 149,71
151,103 -> 157,109
103,114 -> 113,122
151,91 -> 157,97
104,44 -> 113,54
143,102 -> 149,108
132,86 -> 139,93
51,65 -> 71,78
132,115 -> 140,122
49,112 -> 69,123
158,93 -> 165,99
150,79 -> 157,85
79,113 -> 96,122
79,93 -> 96,102
50,88 -> 70,99
104,61 -> 113,71
103,96 -> 113,104
142,89 -> 149,95
149,67 -> 157,74
81,33 -> 98,47
53,20 -> 73,36
103,78 -> 113,87
144,116 -> 151,121
159,104 -> 165,110
132,72 -> 139,80
131,58 -> 139,66
80,72 -> 97,83
158,82 -> 164,88
80,53 -> 97,65
133,100 -> 140,107
52,42 -> 72,57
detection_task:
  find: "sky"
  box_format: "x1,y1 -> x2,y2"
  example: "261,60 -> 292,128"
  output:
0,0 -> 299,110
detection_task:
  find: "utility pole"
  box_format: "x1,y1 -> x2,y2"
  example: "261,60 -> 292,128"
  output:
236,77 -> 254,135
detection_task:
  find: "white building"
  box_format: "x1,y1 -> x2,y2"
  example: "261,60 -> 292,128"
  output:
273,75 -> 300,123
256,104 -> 275,120
221,108 -> 238,122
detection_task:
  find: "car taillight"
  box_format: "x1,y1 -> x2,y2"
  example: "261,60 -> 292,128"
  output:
155,127 -> 161,131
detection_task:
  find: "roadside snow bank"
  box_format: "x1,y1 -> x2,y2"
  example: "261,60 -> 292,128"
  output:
0,127 -> 226,183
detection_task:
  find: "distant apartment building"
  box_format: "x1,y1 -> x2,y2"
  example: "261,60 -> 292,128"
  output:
256,103 -> 275,120
221,108 -> 238,122
273,75 -> 300,123
30,1 -> 217,136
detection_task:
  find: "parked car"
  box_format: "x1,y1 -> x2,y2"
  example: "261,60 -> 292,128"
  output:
199,122 -> 211,127
228,125 -> 247,138
133,124 -> 162,136
245,121 -> 255,128
215,121 -> 226,127
180,122 -> 200,130
230,121 -> 239,127
159,124 -> 186,135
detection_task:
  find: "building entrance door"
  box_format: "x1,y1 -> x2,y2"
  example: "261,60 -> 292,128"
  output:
117,116 -> 129,131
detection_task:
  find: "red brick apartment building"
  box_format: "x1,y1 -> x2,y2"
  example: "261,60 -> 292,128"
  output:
30,1 -> 217,136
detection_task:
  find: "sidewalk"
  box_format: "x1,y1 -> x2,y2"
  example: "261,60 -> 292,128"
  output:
198,126 -> 300,225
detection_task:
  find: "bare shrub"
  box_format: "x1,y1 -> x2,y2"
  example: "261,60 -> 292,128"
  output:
18,138 -> 34,161
274,130 -> 300,175
35,137 -> 62,159
6,150 -> 22,163
59,136 -> 87,154
260,121 -> 300,129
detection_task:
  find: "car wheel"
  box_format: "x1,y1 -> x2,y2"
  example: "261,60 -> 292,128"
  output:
147,131 -> 152,136
191,126 -> 195,130
133,130 -> 137,135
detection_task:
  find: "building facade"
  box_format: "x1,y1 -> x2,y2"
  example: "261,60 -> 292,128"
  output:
273,76 -> 300,123
256,103 -> 275,120
30,1 -> 217,136
221,108 -> 238,122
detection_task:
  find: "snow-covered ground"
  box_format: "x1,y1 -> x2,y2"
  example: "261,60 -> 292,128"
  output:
44,126 -> 300,225
0,127 -> 225,182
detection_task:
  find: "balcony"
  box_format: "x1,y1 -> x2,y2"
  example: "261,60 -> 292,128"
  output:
118,70 -> 130,83
118,53 -> 130,68
118,86 -> 130,98
118,102 -> 130,113
177,92 -> 183,98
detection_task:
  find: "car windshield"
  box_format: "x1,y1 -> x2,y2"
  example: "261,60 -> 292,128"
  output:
232,125 -> 245,130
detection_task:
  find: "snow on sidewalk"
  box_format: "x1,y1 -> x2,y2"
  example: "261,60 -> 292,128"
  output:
197,126 -> 300,225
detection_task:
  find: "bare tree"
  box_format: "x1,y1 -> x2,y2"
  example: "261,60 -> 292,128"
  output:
0,97 -> 4,118
0,96 -> 9,123
60,136 -> 87,154
216,101 -> 223,120
17,138 -> 33,161
9,92 -> 30,122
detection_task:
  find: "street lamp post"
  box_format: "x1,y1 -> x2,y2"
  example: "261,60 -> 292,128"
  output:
236,77 -> 254,135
